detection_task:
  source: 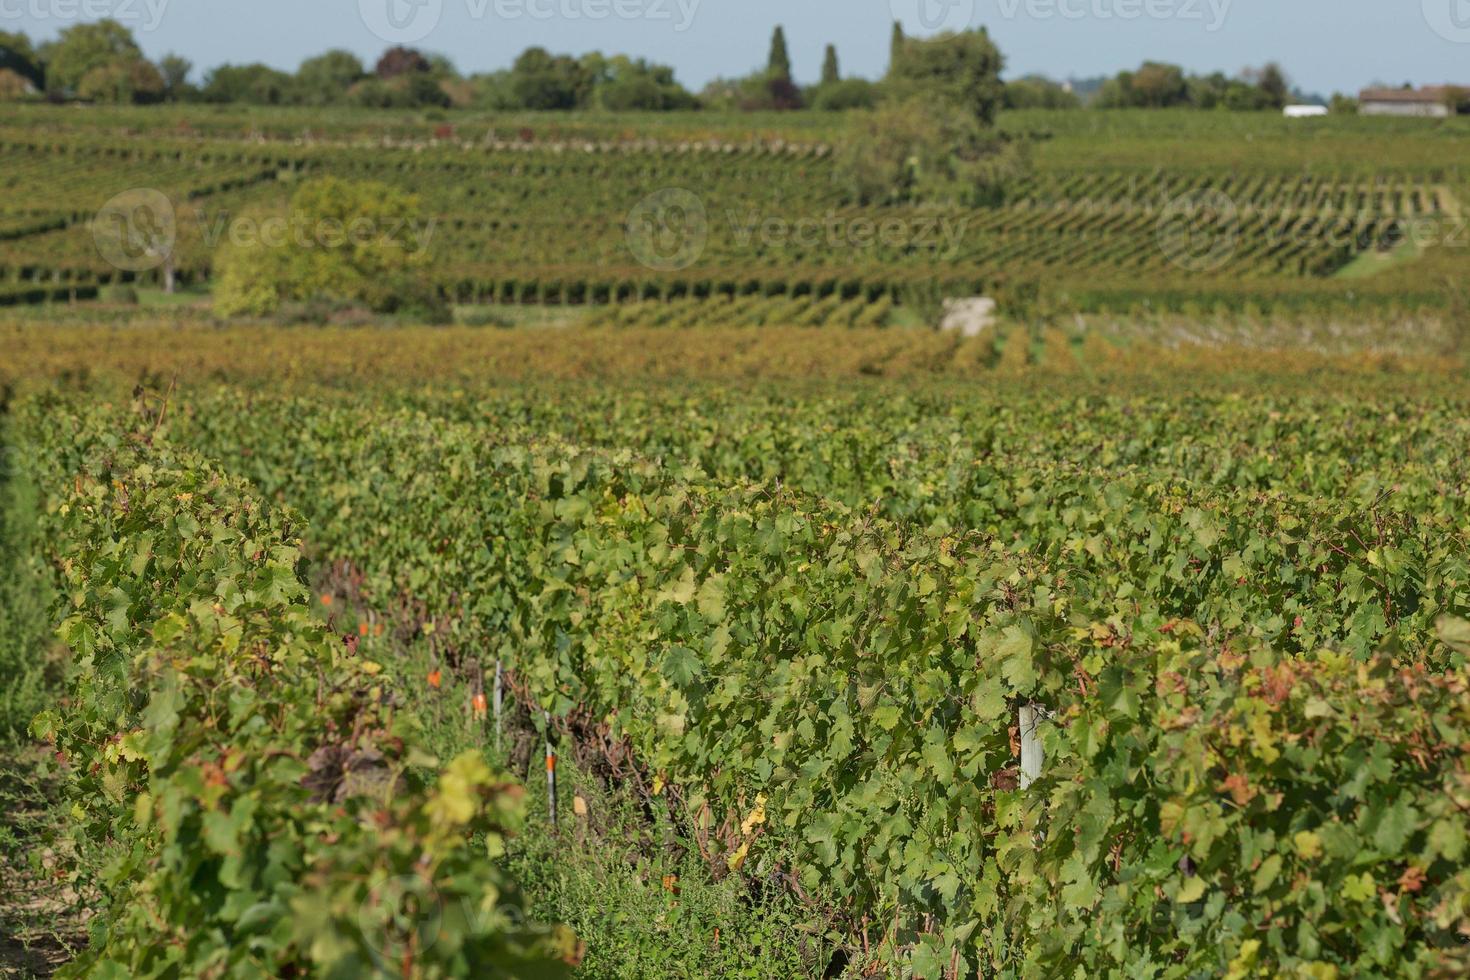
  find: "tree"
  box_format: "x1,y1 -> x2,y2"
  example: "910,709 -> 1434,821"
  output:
1254,62 -> 1289,108
837,96 -> 1025,206
375,46 -> 431,80
201,63 -> 296,105
348,73 -> 450,109
0,31 -> 43,90
40,20 -> 144,97
508,47 -> 591,110
468,70 -> 519,110
297,50 -> 365,105
1004,76 -> 1079,110
158,54 -> 193,101
811,78 -> 878,111
889,22 -> 905,74
78,58 -> 164,104
1130,62 -> 1188,107
213,178 -> 437,318
582,54 -> 695,111
767,26 -> 792,83
1095,62 -> 1189,108
821,45 -> 840,86
887,28 -> 1005,127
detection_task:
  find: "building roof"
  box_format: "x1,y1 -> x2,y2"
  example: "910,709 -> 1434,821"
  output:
1358,86 -> 1456,104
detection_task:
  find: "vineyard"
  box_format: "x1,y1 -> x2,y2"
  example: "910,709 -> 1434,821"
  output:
2,94 -> 1470,978
1,321 -> 1468,976
1,108 -> 1467,317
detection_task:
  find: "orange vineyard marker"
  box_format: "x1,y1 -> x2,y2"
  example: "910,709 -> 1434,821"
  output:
427,670 -> 442,689
319,594 -> 332,606
471,692 -> 488,717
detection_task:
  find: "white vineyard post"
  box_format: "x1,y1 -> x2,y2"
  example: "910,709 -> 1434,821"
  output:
544,710 -> 558,828
1019,703 -> 1043,790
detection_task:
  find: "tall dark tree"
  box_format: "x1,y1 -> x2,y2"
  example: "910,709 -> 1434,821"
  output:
767,26 -> 792,82
1255,62 -> 1289,108
821,44 -> 840,86
889,22 -> 905,75
0,30 -> 43,89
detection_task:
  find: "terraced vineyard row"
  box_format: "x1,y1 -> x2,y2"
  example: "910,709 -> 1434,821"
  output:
0,130 -> 1459,315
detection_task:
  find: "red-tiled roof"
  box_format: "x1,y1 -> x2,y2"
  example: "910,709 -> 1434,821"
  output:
1358,86 -> 1457,103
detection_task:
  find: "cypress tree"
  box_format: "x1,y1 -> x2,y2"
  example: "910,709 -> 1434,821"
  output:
821,44 -> 840,86
767,26 -> 792,82
889,22 -> 905,76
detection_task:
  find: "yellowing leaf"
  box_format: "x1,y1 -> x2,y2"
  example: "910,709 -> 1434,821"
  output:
740,794 -> 767,836
1293,830 -> 1323,861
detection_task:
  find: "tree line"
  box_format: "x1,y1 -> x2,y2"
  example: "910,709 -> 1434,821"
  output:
0,20 -> 1336,113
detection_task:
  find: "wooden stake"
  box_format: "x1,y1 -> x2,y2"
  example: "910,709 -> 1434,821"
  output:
544,710 -> 558,827
493,659 -> 504,752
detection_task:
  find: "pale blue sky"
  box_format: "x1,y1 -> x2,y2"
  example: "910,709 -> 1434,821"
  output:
4,0 -> 1466,96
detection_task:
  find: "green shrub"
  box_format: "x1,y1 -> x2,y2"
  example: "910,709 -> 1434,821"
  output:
213,177 -> 437,318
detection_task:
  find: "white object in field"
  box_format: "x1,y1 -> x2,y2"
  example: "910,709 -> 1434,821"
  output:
940,297 -> 998,337
1019,704 -> 1043,790
1284,105 -> 1328,118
